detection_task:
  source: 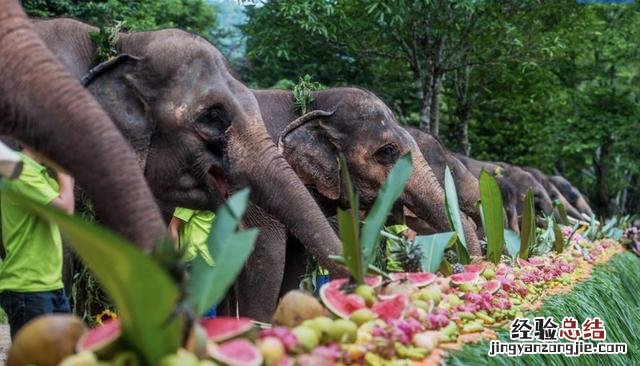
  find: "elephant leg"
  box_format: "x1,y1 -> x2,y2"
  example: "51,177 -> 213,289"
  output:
235,205 -> 287,322
279,236 -> 308,298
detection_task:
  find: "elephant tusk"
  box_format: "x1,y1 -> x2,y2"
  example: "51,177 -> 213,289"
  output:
276,109 -> 336,153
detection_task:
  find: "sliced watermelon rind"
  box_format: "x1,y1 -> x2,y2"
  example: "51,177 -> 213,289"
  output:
76,318 -> 121,353
319,279 -> 366,318
450,272 -> 480,285
388,272 -> 436,287
208,338 -> 263,366
200,317 -> 254,342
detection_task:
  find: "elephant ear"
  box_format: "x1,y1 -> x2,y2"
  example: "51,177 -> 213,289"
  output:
279,109 -> 341,201
82,55 -> 153,167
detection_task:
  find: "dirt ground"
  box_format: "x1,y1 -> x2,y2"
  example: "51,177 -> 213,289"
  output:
0,324 -> 9,365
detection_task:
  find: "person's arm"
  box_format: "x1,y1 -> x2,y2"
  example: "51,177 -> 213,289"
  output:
168,216 -> 183,249
49,171 -> 74,214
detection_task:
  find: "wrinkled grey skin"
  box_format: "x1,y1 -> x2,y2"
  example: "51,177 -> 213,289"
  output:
524,167 -> 582,220
34,19 -> 348,296
235,88 -> 482,319
549,175 -> 595,218
405,127 -> 482,234
497,163 -> 555,218
455,155 -> 521,233
0,3 -> 164,249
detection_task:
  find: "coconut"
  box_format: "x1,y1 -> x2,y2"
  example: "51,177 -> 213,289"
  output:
7,314 -> 87,366
272,290 -> 326,328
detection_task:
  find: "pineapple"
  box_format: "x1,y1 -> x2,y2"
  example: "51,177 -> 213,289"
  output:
389,239 -> 423,273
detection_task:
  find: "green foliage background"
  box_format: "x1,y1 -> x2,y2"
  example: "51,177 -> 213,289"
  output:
22,0 -> 640,217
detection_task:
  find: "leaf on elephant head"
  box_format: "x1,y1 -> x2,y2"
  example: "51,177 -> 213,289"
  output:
479,170 -> 505,264
519,187 -> 536,259
0,182 -> 181,365
189,188 -> 258,316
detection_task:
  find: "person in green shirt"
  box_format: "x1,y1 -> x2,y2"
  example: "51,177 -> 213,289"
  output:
168,207 -> 215,266
0,148 -> 75,338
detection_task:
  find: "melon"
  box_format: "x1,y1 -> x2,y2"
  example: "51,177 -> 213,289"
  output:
463,264 -> 484,273
450,272 -> 480,285
365,275 -> 383,288
482,280 -> 501,294
76,318 -> 121,357
371,295 -> 406,321
200,317 -> 254,342
319,279 -> 366,318
208,338 -> 262,366
517,257 -> 546,268
388,272 -> 436,287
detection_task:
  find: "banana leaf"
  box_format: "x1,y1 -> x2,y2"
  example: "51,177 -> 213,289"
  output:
553,200 -> 570,225
444,166 -> 470,264
337,154 -> 364,284
519,188 -> 536,259
0,184 -> 181,365
553,220 -> 564,254
361,153 -> 413,267
415,231 -> 457,273
479,170 -> 505,264
189,189 -> 258,316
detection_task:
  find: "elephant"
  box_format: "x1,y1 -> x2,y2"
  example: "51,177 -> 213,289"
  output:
496,163 -> 555,218
549,175 -> 595,219
33,17 -> 348,286
404,127 -> 482,234
0,1 -> 164,249
229,87 -> 482,319
454,155 -> 521,233
523,167 -> 582,220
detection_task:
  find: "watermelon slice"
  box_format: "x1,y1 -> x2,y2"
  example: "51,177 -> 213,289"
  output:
450,272 -> 480,285
200,317 -> 254,342
365,275 -> 383,288
463,264 -> 484,273
482,280 -> 501,294
208,338 -> 263,366
517,257 -> 546,268
388,272 -> 436,287
76,318 -> 121,356
319,279 -> 366,318
371,295 -> 406,321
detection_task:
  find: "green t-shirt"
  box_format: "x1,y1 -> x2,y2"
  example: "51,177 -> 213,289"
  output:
0,153 -> 63,292
173,207 -> 215,266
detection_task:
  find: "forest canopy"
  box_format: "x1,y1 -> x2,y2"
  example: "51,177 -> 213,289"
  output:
22,0 -> 640,216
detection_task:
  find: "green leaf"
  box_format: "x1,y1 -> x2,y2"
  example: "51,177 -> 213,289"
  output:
479,170 -> 505,264
553,200 -> 570,226
444,166 -> 468,250
337,154 -> 364,283
553,220 -> 564,254
0,184 -> 181,364
189,189 -> 258,316
520,188 -> 536,259
361,153 -> 413,267
456,240 -> 472,265
504,229 -> 521,258
414,232 -> 456,273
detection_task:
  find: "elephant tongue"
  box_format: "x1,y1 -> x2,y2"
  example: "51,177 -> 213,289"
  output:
208,165 -> 229,199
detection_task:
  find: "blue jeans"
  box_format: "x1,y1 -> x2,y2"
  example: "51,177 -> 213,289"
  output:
0,289 -> 70,339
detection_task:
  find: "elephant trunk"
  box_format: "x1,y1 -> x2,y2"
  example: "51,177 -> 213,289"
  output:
0,2 -> 165,250
402,146 -> 482,256
226,123 -> 347,277
576,195 -> 594,218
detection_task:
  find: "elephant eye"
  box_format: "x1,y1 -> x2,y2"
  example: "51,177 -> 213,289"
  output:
374,144 -> 399,165
194,105 -> 231,142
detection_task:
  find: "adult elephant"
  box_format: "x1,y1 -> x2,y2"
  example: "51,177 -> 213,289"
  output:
405,127 -> 482,233
0,2 -> 164,249
549,175 -> 595,219
523,167 -> 582,220
496,163 -> 555,218
33,19 -> 346,280
454,155 -> 521,233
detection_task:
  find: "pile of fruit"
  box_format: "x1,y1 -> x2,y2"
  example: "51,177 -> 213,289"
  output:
7,233 -> 624,366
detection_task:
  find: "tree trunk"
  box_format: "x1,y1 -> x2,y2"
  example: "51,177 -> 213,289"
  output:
459,107 -> 471,155
429,72 -> 442,137
417,78 -> 430,132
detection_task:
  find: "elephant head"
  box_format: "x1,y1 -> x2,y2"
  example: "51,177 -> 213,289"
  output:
255,88 -> 482,256
524,167 -> 582,220
34,18 -> 345,274
1,3 -> 164,250
549,175 -> 595,219
497,163 -> 554,217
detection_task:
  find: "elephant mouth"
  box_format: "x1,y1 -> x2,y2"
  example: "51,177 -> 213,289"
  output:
206,164 -> 229,199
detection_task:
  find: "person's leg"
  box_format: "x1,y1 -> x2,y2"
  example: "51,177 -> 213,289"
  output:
0,291 -> 28,339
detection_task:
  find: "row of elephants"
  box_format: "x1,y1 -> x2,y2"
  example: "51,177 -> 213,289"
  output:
0,6 -> 595,323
